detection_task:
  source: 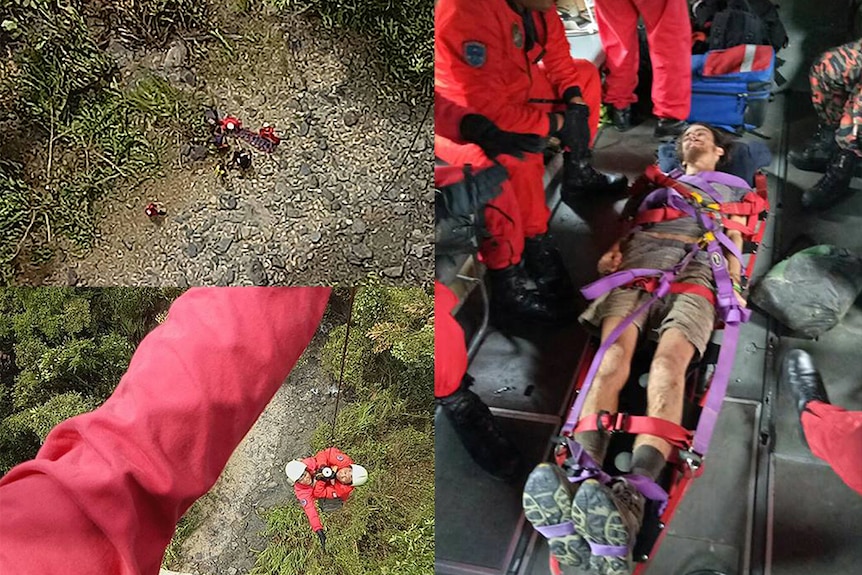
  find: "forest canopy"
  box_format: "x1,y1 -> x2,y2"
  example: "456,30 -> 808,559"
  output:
0,287 -> 181,474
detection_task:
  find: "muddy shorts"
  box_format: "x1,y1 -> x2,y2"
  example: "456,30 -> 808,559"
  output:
579,237 -> 717,356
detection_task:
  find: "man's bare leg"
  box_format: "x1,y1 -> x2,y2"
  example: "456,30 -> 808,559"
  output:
575,316 -> 639,465
631,327 -> 696,480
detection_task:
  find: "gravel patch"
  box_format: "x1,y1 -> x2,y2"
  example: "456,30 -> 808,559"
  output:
37,13 -> 432,287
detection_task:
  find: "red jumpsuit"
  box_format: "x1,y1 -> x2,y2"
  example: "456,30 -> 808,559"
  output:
435,91 -> 472,144
434,281 -> 468,399
594,0 -> 691,121
0,287 -> 330,575
294,447 -> 356,532
802,401 -> 862,496
435,0 -> 602,270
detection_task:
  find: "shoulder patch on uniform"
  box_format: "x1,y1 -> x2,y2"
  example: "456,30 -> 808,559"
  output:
300,499 -> 308,506
463,41 -> 487,68
336,455 -> 344,461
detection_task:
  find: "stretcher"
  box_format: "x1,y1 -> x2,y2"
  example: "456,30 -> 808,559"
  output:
536,153 -> 771,575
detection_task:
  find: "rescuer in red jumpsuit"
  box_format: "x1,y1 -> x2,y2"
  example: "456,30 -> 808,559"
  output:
0,287 -> 331,574
782,349 -> 862,496
285,447 -> 368,551
594,0 -> 691,137
435,280 -> 523,480
435,0 -> 625,323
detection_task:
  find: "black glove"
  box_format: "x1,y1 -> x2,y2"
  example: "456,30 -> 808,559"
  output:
435,165 -> 508,257
558,103 -> 591,162
317,529 -> 327,552
459,114 -> 545,159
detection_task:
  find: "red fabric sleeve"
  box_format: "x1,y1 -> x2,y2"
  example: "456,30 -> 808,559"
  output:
0,287 -> 331,574
434,281 -> 468,398
435,91 -> 469,143
294,483 -> 323,532
436,0 -> 552,135
537,8 -> 583,99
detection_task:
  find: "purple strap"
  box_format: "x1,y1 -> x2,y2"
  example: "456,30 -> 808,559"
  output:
534,521 -> 576,538
694,322 -> 740,454
581,268 -> 666,300
588,542 -> 629,557
693,170 -> 751,191
622,474 -> 669,515
564,443 -> 670,513
565,437 -> 613,485
678,174 -> 726,204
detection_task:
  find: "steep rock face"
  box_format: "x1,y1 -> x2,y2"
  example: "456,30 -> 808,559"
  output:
172,331 -> 337,575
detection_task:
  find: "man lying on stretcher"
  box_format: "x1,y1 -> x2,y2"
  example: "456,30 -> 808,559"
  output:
523,124 -> 753,575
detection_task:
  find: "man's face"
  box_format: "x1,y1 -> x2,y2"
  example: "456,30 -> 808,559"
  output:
336,467 -> 353,484
517,0 -> 556,11
681,124 -> 724,169
298,470 -> 313,486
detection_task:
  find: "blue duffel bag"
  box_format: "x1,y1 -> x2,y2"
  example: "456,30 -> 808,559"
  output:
688,44 -> 775,133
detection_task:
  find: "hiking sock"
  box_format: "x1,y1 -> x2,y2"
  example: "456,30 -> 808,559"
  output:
574,430 -> 610,466
630,445 -> 666,481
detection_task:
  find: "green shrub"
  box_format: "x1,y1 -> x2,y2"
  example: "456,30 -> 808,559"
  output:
25,391 -> 99,441
0,1 -> 206,279
320,284 -> 432,411
105,0 -> 212,46
0,162 -> 32,285
0,288 -> 182,474
269,0 -> 433,97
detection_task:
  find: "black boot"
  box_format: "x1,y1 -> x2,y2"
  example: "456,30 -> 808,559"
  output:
437,375 -> 523,481
654,117 -> 688,138
780,349 -> 830,419
801,148 -> 859,210
789,125 -> 838,173
522,234 -> 576,306
488,262 -> 559,325
609,105 -> 632,132
562,152 -> 628,204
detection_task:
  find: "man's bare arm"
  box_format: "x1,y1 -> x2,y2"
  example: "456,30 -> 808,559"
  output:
723,215 -> 748,305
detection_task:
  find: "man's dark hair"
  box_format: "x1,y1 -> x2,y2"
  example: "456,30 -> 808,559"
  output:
676,123 -> 734,170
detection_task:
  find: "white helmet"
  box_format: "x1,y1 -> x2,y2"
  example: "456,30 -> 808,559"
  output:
285,460 -> 307,485
350,464 -> 368,487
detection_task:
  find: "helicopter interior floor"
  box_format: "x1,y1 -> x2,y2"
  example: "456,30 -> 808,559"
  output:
435,2 -> 862,574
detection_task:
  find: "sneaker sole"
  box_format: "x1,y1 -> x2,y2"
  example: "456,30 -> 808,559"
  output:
522,464 -> 591,568
572,479 -> 633,575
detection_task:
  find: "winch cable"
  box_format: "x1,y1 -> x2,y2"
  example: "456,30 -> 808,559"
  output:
327,286 -> 357,462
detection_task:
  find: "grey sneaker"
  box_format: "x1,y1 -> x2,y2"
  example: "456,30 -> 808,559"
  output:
572,478 -> 646,575
522,463 -> 592,568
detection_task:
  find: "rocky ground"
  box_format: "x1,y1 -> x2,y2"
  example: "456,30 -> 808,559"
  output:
169,321 -> 340,575
34,8 -> 432,287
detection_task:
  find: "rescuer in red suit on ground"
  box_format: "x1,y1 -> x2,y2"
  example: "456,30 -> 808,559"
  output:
285,447 -> 369,551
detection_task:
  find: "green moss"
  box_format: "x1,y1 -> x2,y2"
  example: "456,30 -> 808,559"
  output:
268,0 -> 433,98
